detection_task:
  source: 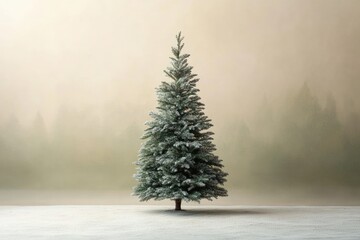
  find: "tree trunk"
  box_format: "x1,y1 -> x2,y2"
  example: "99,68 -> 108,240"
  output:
175,199 -> 182,211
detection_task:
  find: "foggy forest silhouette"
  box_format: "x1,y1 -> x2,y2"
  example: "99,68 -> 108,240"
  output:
0,83 -> 359,190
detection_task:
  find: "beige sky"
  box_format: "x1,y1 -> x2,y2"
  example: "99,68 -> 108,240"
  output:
0,0 -> 359,127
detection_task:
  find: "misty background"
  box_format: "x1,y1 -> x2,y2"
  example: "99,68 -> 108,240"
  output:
0,0 -> 359,198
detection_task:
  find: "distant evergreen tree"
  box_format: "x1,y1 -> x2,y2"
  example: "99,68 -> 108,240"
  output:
29,112 -> 48,146
253,96 -> 274,143
134,32 -> 228,210
28,113 -> 48,165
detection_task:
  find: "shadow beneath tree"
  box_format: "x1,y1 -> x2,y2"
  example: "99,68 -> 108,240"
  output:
146,207 -> 279,216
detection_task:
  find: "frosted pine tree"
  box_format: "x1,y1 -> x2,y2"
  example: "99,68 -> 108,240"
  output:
134,32 -> 228,210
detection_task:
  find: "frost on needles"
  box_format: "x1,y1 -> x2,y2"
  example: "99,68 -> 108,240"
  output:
133,32 -> 228,210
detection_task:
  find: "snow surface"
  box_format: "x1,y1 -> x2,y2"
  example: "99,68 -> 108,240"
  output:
0,205 -> 359,240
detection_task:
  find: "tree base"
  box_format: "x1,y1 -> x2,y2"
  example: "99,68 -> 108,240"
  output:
175,199 -> 182,211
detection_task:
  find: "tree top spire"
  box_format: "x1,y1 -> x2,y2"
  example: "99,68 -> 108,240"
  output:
172,31 -> 185,58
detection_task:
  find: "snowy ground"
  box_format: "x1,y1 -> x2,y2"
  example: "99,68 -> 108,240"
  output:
0,205 -> 359,240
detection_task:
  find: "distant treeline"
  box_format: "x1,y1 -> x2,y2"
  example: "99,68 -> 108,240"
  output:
0,83 -> 359,190
222,83 -> 360,189
0,107 -> 142,189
